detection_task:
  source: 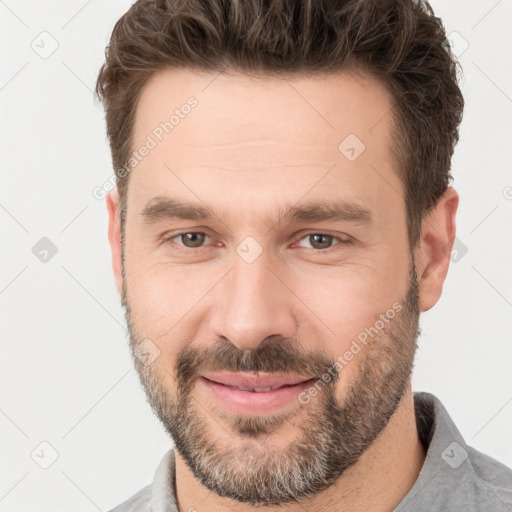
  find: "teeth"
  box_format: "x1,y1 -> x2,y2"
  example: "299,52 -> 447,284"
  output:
232,385 -> 284,392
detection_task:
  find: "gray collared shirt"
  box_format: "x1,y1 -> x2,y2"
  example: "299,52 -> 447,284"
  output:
110,392 -> 512,511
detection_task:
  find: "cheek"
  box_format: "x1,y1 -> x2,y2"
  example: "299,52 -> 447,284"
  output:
292,262 -> 403,353
124,255 -> 218,346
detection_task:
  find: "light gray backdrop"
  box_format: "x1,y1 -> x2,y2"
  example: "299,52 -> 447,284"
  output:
1,0 -> 511,510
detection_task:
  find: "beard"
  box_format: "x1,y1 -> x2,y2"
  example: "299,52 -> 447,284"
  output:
121,259 -> 420,507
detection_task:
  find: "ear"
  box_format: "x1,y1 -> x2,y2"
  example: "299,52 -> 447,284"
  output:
106,189 -> 124,296
414,187 -> 459,313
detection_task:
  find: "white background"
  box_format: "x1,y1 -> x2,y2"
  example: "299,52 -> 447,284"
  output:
1,1 -> 511,510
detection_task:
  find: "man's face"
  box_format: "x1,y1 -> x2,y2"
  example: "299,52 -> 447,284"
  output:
119,69 -> 421,505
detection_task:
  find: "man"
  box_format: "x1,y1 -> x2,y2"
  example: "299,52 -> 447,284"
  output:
96,0 -> 512,510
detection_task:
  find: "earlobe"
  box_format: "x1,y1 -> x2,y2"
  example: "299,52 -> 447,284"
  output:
415,187 -> 459,312
106,189 -> 124,296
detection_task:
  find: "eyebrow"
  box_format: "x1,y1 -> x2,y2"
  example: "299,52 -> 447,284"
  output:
141,195 -> 373,226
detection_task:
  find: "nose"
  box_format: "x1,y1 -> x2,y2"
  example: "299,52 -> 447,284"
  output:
210,252 -> 298,351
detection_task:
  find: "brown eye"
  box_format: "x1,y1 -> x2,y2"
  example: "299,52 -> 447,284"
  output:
296,233 -> 350,251
172,232 -> 210,248
300,234 -> 335,250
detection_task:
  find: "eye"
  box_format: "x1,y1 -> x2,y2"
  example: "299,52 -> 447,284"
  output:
170,232 -> 212,249
296,233 -> 350,250
163,231 -> 351,253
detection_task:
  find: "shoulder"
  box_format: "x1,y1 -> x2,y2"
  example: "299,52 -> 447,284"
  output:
107,449 -> 177,512
465,445 -> 512,508
108,485 -> 152,512
396,392 -> 512,511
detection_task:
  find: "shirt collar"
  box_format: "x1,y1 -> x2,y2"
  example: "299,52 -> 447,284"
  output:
394,391 -> 472,510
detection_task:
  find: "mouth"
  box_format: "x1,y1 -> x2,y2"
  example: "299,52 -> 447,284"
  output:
198,372 -> 317,415
202,377 -> 308,392
201,372 -> 315,391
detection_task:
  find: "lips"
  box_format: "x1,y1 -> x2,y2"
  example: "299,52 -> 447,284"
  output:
201,372 -> 315,392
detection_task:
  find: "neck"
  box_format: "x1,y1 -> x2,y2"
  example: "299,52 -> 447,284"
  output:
174,387 -> 425,512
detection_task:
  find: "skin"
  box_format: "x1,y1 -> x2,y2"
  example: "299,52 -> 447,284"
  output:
106,68 -> 459,511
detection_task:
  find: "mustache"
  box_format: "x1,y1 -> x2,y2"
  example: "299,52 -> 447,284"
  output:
173,335 -> 338,393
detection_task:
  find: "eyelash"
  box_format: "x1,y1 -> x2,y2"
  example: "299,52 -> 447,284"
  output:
163,231 -> 352,253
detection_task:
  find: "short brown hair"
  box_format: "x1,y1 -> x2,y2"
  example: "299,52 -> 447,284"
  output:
95,0 -> 464,248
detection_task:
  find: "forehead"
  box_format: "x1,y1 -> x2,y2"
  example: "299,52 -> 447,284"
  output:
128,68 -> 403,224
